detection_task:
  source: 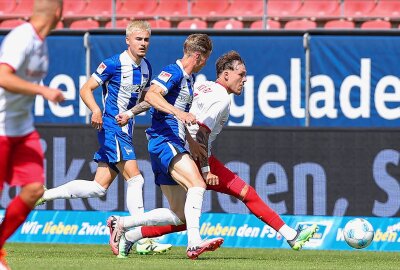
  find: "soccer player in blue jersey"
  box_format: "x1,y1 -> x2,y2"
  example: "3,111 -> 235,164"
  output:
108,34 -> 224,260
35,20 -> 171,255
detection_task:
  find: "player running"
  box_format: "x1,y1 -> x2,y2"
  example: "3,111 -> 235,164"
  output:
114,51 -> 318,258
107,34 -> 224,260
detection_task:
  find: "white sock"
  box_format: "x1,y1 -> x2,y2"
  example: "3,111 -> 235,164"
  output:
185,187 -> 205,247
125,227 -> 143,243
279,224 -> 298,241
43,180 -> 107,200
126,175 -> 145,216
121,208 -> 183,230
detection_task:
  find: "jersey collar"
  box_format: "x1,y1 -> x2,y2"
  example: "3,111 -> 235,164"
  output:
176,60 -> 190,78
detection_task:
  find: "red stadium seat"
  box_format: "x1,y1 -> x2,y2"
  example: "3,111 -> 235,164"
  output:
0,0 -> 16,16
77,0 -> 113,19
343,0 -> 377,18
117,0 -> 158,17
105,18 -> 131,29
153,0 -> 190,17
267,0 -> 302,18
177,19 -> 207,29
284,19 -> 317,30
12,0 -> 34,18
250,20 -> 281,30
213,19 -> 243,30
147,19 -> 172,29
360,19 -> 392,29
191,0 -> 229,17
373,0 -> 400,18
0,19 -> 26,29
222,0 -> 264,17
324,19 -> 355,29
63,0 -> 87,19
69,19 -> 99,30
295,0 -> 341,18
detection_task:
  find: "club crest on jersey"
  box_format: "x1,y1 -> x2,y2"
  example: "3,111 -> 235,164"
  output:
96,62 -> 107,74
158,71 -> 172,82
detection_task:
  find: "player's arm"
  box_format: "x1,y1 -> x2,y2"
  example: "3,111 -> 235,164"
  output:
196,125 -> 218,185
145,84 -> 196,124
0,64 -> 65,103
185,126 -> 207,161
115,91 -> 152,126
80,77 -> 102,130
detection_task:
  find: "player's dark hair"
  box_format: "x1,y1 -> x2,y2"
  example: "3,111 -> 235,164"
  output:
215,50 -> 245,77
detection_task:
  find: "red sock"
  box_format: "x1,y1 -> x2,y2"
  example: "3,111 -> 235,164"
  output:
242,186 -> 285,232
0,196 -> 32,248
141,224 -> 187,238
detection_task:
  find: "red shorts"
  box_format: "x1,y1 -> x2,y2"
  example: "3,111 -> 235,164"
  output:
206,155 -> 246,198
0,131 -> 44,191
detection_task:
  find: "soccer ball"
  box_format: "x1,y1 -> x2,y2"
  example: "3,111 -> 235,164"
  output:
343,218 -> 374,249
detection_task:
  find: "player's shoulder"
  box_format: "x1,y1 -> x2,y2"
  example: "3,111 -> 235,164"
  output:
155,63 -> 183,83
5,23 -> 33,41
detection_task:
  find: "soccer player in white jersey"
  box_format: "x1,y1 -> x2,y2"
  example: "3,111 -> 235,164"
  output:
35,20 -> 171,255
0,0 -> 64,268
114,51 -> 318,257
108,34 -> 224,260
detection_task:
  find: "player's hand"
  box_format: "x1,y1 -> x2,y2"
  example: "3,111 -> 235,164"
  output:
91,109 -> 103,130
177,111 -> 196,125
42,88 -> 65,103
115,113 -> 130,127
188,140 -> 207,161
203,172 -> 219,186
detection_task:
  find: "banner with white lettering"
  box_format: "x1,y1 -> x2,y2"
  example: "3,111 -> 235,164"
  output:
2,125 -> 397,217
309,35 -> 400,127
2,210 -> 399,251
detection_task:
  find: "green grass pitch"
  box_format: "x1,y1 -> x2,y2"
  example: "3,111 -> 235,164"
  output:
4,243 -> 400,270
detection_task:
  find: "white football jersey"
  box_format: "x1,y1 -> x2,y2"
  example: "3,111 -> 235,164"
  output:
0,23 -> 49,136
186,80 -> 231,156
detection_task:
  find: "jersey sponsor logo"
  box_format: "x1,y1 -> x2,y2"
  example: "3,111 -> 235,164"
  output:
158,71 -> 172,82
96,62 -> 107,74
123,84 -> 142,93
197,84 -> 212,93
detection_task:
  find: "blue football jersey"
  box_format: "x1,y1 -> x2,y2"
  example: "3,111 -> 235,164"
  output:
146,60 -> 195,144
92,50 -> 152,129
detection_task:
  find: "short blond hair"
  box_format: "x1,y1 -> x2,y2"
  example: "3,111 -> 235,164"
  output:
126,20 -> 151,37
183,34 -> 212,56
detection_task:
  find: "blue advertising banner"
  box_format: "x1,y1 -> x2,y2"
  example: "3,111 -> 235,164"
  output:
88,34 -> 305,126
2,210 -> 399,252
309,35 -> 400,127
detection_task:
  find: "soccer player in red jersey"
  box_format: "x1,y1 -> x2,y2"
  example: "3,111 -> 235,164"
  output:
0,1 -> 64,268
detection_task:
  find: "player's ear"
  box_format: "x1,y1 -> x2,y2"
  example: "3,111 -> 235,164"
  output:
224,70 -> 229,81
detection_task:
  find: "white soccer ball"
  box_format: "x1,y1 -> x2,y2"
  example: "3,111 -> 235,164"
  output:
343,218 -> 374,249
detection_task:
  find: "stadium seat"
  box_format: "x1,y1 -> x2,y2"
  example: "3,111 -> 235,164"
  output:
0,0 -> 16,16
360,19 -> 392,29
295,0 -> 341,18
117,0 -> 158,17
147,19 -> 172,29
63,0 -> 87,19
267,0 -> 302,18
284,19 -> 317,30
153,0 -> 190,17
69,19 -> 99,30
373,0 -> 400,18
191,0 -> 229,17
105,18 -> 130,29
12,0 -> 34,18
250,20 -> 281,30
213,19 -> 243,30
177,19 -> 207,29
222,0 -> 264,17
324,19 -> 355,29
0,18 -> 26,29
343,0 -> 377,18
77,0 -> 113,19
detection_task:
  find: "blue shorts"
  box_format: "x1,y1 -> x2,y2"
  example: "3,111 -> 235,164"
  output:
148,136 -> 188,186
94,127 -> 136,173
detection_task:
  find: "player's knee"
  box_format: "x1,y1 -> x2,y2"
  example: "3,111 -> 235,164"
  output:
22,183 -> 44,201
